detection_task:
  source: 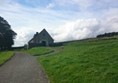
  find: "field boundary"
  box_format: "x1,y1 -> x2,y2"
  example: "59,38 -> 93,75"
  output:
0,52 -> 15,66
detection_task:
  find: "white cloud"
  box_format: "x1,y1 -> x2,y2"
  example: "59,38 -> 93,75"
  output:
0,1 -> 67,46
54,0 -> 118,10
0,0 -> 5,5
14,27 -> 35,46
46,3 -> 55,9
53,19 -> 100,42
0,0 -> 10,5
0,0 -> 118,46
71,0 -> 94,10
53,10 -> 118,42
54,0 -> 88,7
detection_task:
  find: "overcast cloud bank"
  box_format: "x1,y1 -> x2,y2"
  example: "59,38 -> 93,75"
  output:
0,0 -> 118,46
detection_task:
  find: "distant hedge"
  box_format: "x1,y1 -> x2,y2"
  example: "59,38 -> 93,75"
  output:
97,32 -> 118,38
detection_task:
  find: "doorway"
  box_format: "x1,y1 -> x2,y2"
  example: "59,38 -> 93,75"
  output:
41,41 -> 47,46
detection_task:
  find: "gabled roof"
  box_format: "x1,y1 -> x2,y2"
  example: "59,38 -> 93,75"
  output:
39,29 -> 54,40
28,29 -> 54,43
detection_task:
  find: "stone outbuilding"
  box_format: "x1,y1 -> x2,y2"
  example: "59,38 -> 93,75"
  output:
28,29 -> 54,48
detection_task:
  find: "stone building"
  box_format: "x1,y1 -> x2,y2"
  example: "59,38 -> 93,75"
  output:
28,29 -> 54,48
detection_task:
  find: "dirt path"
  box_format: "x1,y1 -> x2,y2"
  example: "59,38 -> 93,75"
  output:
0,52 -> 49,83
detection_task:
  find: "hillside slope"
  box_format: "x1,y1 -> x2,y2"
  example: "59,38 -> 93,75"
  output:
38,38 -> 118,83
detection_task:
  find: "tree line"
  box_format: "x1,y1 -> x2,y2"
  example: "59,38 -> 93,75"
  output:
97,32 -> 118,38
0,16 -> 17,50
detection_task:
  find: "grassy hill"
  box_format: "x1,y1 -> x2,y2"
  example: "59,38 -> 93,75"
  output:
25,47 -> 53,56
27,38 -> 118,83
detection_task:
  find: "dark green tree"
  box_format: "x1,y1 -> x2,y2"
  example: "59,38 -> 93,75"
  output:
97,32 -> 118,38
0,16 -> 17,50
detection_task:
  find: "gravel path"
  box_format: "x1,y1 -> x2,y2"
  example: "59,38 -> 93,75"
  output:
0,52 -> 49,83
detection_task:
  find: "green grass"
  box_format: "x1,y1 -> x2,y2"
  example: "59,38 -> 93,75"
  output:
0,51 -> 14,65
38,38 -> 118,83
26,47 -> 53,56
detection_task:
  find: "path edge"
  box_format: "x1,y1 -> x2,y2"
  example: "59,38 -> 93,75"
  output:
0,52 -> 15,66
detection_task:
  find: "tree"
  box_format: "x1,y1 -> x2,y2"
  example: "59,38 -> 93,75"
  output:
97,32 -> 118,38
0,16 -> 17,50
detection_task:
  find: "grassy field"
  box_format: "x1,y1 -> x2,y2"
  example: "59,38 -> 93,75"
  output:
0,51 -> 14,65
26,47 -> 53,56
25,38 -> 118,83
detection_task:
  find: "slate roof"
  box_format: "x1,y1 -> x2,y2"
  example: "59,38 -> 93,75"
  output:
28,29 -> 54,43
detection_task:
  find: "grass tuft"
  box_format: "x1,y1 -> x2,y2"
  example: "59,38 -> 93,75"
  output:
0,51 -> 14,65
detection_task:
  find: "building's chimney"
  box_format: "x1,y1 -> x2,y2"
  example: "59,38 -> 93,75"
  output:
34,32 -> 38,37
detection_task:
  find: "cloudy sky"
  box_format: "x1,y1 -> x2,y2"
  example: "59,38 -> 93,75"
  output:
0,0 -> 118,46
